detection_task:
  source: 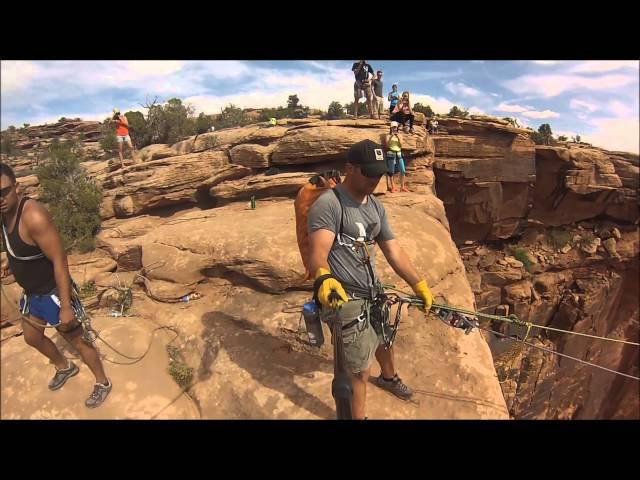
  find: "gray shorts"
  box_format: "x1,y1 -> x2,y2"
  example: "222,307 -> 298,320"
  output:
321,299 -> 381,374
354,81 -> 373,100
116,135 -> 131,143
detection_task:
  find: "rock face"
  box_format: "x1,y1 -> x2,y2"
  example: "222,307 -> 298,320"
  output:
433,118 -> 536,242
56,119 -> 434,220
461,224 -> 640,419
88,194 -> 509,419
209,172 -> 312,205
104,151 -> 230,217
2,119 -> 107,178
138,144 -> 178,161
271,122 -> 431,165
530,146 -> 639,226
3,113 -> 637,420
433,120 -> 638,244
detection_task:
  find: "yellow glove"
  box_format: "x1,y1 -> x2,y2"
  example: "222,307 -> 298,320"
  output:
412,279 -> 433,312
314,267 -> 348,309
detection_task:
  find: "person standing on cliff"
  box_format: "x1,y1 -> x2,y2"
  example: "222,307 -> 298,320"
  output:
0,162 -> 113,408
372,70 -> 385,120
112,108 -> 137,169
307,140 -> 434,419
351,60 -> 375,119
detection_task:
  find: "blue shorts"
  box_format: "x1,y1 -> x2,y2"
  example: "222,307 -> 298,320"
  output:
386,151 -> 406,176
19,291 -> 62,326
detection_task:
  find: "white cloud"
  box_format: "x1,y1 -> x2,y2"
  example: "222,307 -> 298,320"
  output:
184,67 -> 354,115
521,109 -> 560,119
582,117 -> 640,153
395,70 -> 462,82
531,61 -> 560,65
490,93 -> 501,97
503,74 -> 635,97
569,98 -> 599,112
468,106 -> 486,115
606,100 -> 635,118
445,82 -> 481,97
495,102 -> 529,113
0,61 -> 41,93
569,61 -> 638,74
409,94 -> 456,115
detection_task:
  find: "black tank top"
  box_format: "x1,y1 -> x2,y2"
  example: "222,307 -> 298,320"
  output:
3,197 -> 56,295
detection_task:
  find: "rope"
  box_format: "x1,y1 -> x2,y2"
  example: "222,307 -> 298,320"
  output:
378,290 -> 639,381
475,323 -> 640,382
432,301 -> 640,347
382,285 -> 639,347
93,326 -> 179,365
0,283 -> 178,365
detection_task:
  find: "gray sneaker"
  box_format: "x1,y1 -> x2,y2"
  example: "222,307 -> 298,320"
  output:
85,379 -> 112,408
373,374 -> 413,400
48,361 -> 79,391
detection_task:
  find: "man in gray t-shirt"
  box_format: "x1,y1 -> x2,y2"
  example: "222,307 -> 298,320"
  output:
307,139 -> 434,419
309,182 -> 393,296
371,70 -> 384,120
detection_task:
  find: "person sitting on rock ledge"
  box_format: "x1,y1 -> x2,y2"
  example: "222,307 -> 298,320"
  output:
390,91 -> 415,134
0,162 -> 113,408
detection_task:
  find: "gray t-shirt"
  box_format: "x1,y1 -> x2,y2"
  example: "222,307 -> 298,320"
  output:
308,184 -> 394,295
372,79 -> 383,97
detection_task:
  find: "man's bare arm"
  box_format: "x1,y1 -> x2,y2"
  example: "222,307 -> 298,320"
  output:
308,228 -> 336,277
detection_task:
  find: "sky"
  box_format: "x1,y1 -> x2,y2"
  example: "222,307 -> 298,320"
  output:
1,60 -> 638,153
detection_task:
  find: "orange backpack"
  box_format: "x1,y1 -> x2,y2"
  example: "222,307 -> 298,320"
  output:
294,171 -> 342,281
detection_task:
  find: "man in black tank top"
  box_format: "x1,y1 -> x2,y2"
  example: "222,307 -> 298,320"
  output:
1,163 -> 112,408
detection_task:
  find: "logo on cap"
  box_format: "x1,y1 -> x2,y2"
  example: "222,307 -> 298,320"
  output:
374,149 -> 384,161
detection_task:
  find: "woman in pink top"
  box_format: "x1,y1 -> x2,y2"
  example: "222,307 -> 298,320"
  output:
390,91 -> 415,134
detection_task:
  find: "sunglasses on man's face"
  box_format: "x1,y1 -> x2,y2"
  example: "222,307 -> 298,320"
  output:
0,184 -> 14,198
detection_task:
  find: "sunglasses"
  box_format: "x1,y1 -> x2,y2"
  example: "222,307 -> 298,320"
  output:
358,167 -> 383,179
0,184 -> 14,198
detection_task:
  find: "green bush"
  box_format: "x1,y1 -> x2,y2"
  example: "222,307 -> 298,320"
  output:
167,345 -> 193,389
212,104 -> 251,130
512,247 -> 534,273
124,111 -> 148,148
345,101 -> 369,116
35,139 -> 102,252
257,107 -> 286,122
1,133 -> 18,158
448,106 -> 469,118
99,120 -> 119,155
530,123 -> 554,145
413,103 -> 434,117
326,101 -> 346,120
194,112 -> 215,134
546,228 -> 571,250
79,280 -> 97,298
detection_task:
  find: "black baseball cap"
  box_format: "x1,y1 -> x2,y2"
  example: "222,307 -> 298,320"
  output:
346,139 -> 388,178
